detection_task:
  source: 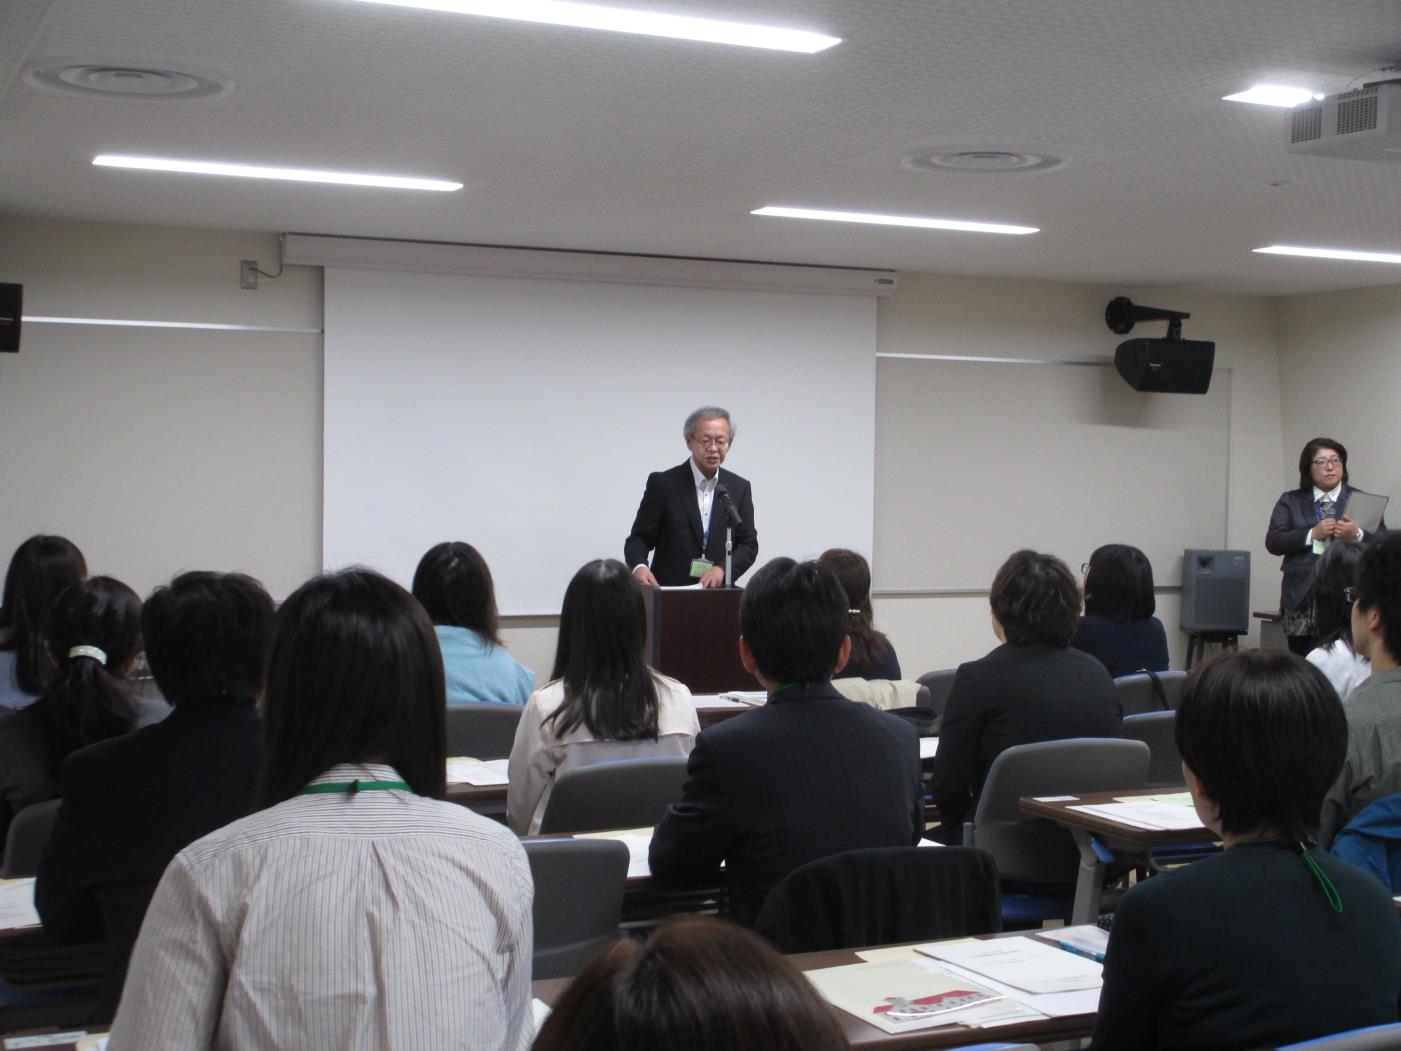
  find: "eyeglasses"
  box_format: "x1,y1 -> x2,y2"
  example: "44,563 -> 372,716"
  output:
1344,586 -> 1358,604
1311,457 -> 1342,468
691,437 -> 730,449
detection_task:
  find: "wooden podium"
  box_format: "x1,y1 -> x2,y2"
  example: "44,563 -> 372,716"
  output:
641,587 -> 752,694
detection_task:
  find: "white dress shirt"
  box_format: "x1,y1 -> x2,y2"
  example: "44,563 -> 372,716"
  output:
109,763 -> 534,1051
1310,483 -> 1349,553
690,457 -> 718,545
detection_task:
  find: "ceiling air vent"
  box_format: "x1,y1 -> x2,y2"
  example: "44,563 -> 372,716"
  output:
1284,82 -> 1401,164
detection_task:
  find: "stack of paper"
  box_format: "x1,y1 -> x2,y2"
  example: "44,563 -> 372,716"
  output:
0,878 -> 40,931
1033,924 -> 1111,963
445,757 -> 509,786
575,827 -> 655,878
914,937 -> 1103,1018
805,959 -> 1041,1034
1067,799 -> 1205,831
717,690 -> 767,706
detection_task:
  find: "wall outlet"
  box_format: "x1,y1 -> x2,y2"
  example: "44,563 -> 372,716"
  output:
240,260 -> 259,290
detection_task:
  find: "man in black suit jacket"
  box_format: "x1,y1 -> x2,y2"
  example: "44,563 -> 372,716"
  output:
624,406 -> 758,587
649,557 -> 923,925
35,571 -> 273,1022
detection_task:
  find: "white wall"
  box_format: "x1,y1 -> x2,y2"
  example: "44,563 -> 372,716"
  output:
873,273 -> 1287,676
1,217 -> 1296,685
1276,284 -> 1401,509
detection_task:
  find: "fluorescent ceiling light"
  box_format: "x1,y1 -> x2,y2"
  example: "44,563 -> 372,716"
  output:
343,0 -> 840,52
1254,244 -> 1401,265
753,205 -> 1038,236
92,154 -> 462,191
1222,84 -> 1322,108
25,316 -> 322,332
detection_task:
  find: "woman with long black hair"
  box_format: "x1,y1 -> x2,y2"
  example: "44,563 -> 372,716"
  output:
508,558 -> 698,835
0,535 -> 87,712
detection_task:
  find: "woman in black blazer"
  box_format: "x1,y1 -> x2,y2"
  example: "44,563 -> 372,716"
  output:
1266,438 -> 1376,655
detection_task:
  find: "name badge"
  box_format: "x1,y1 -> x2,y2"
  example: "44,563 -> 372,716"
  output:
689,558 -> 714,578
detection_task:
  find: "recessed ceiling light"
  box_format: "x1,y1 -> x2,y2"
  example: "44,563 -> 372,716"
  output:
752,206 -> 1038,236
92,154 -> 462,191
1223,85 -> 1323,108
342,0 -> 839,52
1254,244 -> 1401,265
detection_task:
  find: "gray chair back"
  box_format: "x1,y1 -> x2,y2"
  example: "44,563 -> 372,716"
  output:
524,838 -> 628,980
445,702 -> 523,759
962,738 -> 1149,887
1,798 -> 62,878
538,757 -> 691,834
1121,711 -> 1184,788
1115,670 -> 1189,716
916,669 -> 957,719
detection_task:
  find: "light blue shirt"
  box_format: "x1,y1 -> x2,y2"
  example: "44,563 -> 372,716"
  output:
435,626 -> 534,707
0,648 -> 37,713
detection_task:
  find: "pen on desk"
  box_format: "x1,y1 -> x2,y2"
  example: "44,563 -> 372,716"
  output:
1057,940 -> 1105,963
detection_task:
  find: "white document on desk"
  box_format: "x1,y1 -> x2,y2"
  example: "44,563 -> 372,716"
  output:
0,878 -> 40,930
916,936 -> 1102,995
919,737 -> 939,760
576,827 -> 654,878
1069,800 -> 1204,831
445,757 -> 509,786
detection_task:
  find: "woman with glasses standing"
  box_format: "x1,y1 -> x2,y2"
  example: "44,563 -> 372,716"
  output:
1266,438 -> 1384,656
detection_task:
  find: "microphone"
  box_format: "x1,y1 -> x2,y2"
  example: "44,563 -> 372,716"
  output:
715,482 -> 742,525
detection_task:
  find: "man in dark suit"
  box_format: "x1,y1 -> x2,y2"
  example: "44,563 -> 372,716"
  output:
624,406 -> 758,587
35,571 -> 273,1022
649,557 -> 923,925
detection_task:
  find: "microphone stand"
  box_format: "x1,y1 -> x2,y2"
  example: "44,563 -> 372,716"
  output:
725,522 -> 733,589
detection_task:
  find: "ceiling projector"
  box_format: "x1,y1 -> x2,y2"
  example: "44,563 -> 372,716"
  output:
1285,81 -> 1401,164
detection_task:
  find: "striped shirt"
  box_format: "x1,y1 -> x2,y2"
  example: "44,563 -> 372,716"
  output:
108,763 -> 534,1051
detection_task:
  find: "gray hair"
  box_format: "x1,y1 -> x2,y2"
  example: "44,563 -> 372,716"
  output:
683,406 -> 735,442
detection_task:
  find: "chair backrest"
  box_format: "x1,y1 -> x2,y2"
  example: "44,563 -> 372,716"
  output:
1276,1022 -> 1401,1050
444,702 -> 524,759
1114,670 -> 1189,716
1,798 -> 62,878
523,838 -> 628,980
1121,711 -> 1184,788
916,669 -> 957,719
754,846 -> 1001,954
538,757 -> 691,834
964,738 -> 1150,887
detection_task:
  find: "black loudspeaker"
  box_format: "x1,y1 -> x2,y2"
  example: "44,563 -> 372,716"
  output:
1114,337 -> 1214,394
1181,549 -> 1250,633
0,283 -> 20,354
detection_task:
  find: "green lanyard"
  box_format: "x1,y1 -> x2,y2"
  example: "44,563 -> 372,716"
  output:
1231,838 -> 1342,913
297,779 -> 412,796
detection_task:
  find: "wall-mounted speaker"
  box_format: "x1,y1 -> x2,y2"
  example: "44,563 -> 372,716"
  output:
0,283 -> 21,354
1115,337 -> 1214,394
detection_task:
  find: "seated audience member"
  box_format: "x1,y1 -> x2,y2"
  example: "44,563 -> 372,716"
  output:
1072,543 -> 1170,678
930,550 -> 1121,833
1092,651 -> 1401,1050
819,547 -> 901,680
0,576 -> 139,844
649,558 -> 923,925
412,540 -> 534,706
1306,541 -> 1370,702
0,535 -> 87,712
107,569 -> 533,1051
35,571 -> 274,1022
1319,532 -> 1401,847
508,559 -> 697,834
532,916 -> 849,1051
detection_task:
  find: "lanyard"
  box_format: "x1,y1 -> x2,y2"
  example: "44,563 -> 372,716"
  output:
297,779 -> 412,796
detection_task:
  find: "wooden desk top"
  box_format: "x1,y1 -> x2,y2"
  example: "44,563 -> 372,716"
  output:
534,936 -> 1096,1049
1019,789 -> 1215,847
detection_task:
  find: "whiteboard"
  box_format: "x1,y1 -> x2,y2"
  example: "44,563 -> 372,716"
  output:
873,356 -> 1230,591
323,268 -> 876,612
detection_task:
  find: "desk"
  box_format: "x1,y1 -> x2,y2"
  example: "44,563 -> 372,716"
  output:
1020,789 -> 1216,924
532,936 -> 1097,1049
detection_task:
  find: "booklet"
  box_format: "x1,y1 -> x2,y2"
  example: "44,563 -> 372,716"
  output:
445,756 -> 509,786
916,936 -> 1102,995
804,959 -> 1019,1034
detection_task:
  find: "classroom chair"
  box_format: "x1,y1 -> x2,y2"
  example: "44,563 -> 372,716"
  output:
523,838 -> 628,980
753,846 -> 1001,953
1275,1022 -> 1401,1049
0,800 -> 62,879
537,757 -> 690,835
1120,711 -> 1185,788
444,702 -> 523,760
916,669 -> 957,720
961,738 -> 1149,924
1115,670 -> 1189,716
